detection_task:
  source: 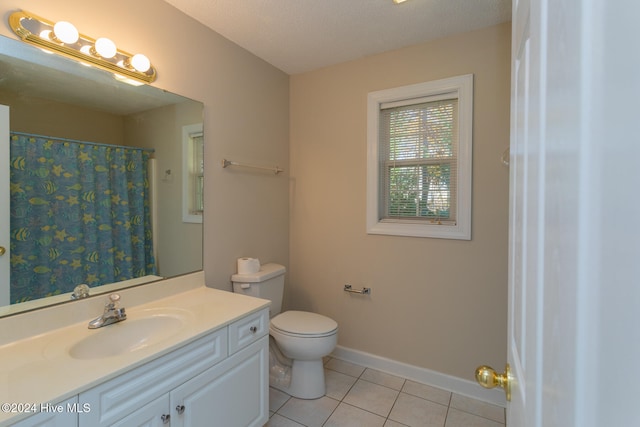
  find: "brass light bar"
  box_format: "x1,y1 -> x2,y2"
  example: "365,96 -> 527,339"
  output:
8,10 -> 157,85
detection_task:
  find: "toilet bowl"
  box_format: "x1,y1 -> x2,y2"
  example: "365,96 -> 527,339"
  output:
269,311 -> 338,399
231,263 -> 338,399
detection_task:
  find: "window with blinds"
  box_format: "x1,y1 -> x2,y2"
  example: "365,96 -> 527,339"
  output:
190,133 -> 204,214
366,75 -> 472,240
182,123 -> 204,224
379,97 -> 458,224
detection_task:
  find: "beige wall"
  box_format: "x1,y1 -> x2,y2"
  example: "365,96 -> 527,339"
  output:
289,23 -> 511,380
0,0 -> 290,290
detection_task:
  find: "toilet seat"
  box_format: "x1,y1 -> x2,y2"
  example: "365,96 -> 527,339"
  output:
271,310 -> 338,338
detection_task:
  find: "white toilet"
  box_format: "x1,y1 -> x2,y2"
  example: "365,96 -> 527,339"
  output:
232,263 -> 338,399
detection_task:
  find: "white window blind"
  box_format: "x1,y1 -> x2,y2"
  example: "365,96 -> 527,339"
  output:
379,98 -> 458,224
182,123 -> 204,223
191,133 -> 204,214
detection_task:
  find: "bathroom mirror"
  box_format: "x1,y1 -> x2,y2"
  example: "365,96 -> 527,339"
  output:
0,35 -> 204,317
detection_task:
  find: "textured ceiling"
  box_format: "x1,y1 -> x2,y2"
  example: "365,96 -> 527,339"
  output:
163,0 -> 512,75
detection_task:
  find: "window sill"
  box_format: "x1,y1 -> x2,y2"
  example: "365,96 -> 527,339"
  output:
367,220 -> 470,240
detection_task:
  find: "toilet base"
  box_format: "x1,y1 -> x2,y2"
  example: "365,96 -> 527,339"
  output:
271,358 -> 326,399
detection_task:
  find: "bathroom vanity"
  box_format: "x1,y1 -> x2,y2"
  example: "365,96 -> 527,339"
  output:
0,273 -> 270,427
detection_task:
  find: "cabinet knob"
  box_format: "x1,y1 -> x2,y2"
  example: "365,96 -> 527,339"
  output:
250,326 -> 257,333
176,404 -> 185,414
161,414 -> 171,424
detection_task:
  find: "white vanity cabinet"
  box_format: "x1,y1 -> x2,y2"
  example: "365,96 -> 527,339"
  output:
107,339 -> 267,427
9,397 -> 79,427
77,308 -> 269,427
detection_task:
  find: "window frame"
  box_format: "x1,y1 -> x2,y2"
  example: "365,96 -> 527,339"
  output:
182,123 -> 204,224
366,74 -> 473,240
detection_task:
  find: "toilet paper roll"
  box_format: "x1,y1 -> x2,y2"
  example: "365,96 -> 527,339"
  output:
237,257 -> 260,274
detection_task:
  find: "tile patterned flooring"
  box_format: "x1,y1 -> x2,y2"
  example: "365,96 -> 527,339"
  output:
266,357 -> 506,427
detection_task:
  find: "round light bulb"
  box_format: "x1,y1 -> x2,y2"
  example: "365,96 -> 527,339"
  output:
130,54 -> 150,72
53,21 -> 79,44
94,38 -> 117,58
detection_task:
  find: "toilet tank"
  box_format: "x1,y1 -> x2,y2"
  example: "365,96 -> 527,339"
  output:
232,263 -> 286,316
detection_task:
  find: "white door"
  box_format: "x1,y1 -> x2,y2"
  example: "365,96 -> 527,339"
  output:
0,105 -> 9,306
479,1 -> 640,426
476,0 -> 547,418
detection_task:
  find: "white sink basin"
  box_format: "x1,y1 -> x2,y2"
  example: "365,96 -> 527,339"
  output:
67,310 -> 188,360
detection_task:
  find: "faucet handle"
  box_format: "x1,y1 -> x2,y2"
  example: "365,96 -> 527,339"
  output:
104,293 -> 121,310
71,284 -> 90,300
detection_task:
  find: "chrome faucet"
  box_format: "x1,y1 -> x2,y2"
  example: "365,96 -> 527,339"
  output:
88,294 -> 127,329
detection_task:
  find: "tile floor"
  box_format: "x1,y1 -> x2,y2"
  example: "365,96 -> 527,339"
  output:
266,357 -> 506,427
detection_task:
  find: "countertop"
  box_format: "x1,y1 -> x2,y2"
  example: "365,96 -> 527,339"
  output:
0,278 -> 269,426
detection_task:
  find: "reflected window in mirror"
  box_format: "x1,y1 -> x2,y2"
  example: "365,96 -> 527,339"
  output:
182,124 -> 204,224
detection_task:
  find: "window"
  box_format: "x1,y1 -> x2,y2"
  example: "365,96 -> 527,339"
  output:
182,123 -> 204,223
367,75 -> 473,239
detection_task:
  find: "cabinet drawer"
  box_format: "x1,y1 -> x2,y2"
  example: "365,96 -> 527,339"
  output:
79,328 -> 227,427
228,308 -> 269,354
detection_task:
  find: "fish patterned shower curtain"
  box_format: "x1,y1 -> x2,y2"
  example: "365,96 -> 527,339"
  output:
9,133 -> 156,303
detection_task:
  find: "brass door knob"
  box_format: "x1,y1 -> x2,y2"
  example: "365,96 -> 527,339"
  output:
0,246 -> 5,256
475,364 -> 511,401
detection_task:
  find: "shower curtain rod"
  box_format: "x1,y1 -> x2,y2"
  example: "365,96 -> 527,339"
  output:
10,131 -> 155,153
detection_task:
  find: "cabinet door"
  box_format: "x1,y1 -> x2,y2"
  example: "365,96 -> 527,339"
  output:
79,329 -> 226,427
10,397 -> 78,427
109,395 -> 170,427
171,336 -> 268,427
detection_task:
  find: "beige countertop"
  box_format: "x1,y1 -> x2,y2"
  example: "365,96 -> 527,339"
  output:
0,275 -> 269,426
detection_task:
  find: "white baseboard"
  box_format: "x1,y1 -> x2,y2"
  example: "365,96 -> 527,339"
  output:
331,345 -> 506,408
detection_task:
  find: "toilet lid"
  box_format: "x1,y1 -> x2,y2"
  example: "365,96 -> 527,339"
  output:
271,311 -> 338,336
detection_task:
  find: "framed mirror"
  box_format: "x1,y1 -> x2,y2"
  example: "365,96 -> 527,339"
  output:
0,34 -> 204,317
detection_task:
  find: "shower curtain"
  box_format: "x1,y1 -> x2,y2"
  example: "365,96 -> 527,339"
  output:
9,132 -> 156,303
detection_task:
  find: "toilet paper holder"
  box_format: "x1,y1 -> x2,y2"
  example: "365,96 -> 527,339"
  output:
344,284 -> 371,295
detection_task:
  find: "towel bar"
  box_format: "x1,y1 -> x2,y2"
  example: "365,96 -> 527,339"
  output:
344,284 -> 371,295
221,158 -> 284,174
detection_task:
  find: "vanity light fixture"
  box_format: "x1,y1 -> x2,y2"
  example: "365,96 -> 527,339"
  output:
9,10 -> 157,85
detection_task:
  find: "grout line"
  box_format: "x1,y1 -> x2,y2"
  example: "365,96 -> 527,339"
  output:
320,397 -> 340,427
385,383 -> 403,425
444,392 -> 453,426
271,357 -> 504,427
